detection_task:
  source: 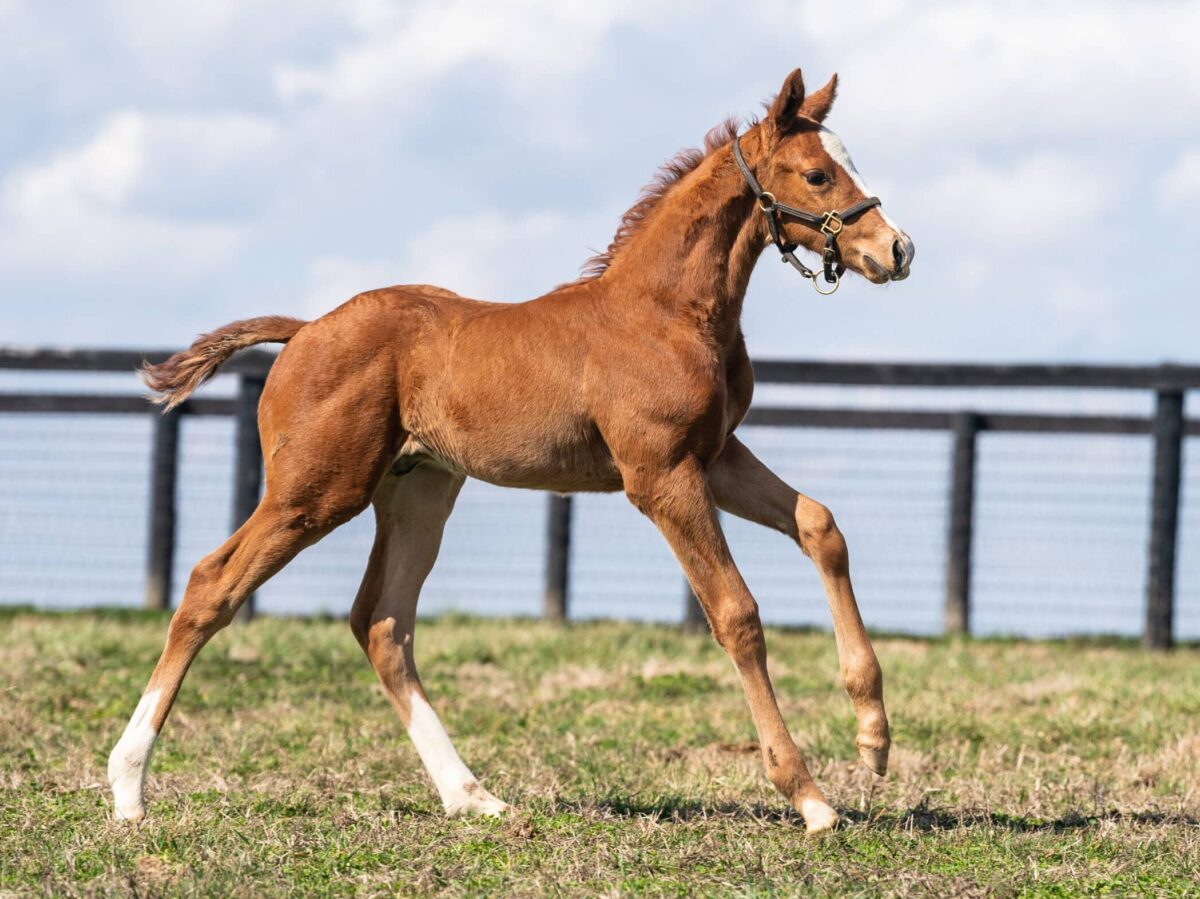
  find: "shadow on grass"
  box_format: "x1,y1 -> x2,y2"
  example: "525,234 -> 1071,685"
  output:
841,807 -> 1198,833
586,797 -> 1196,833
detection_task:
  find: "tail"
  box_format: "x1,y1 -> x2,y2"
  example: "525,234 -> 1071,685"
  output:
141,315 -> 307,410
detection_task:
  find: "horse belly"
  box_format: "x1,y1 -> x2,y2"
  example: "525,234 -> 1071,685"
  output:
406,406 -> 623,493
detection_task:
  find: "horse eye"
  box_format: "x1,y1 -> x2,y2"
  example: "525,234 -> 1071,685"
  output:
805,170 -> 829,186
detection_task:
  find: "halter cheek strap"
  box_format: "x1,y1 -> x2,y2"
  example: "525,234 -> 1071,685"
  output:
733,136 -> 881,295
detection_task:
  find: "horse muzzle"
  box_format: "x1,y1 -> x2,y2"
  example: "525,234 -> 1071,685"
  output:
891,233 -> 915,280
865,233 -> 915,282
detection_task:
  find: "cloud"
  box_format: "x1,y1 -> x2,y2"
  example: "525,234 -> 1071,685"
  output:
1159,149 -> 1200,210
396,208 -> 610,300
921,155 -> 1109,244
298,204 -> 614,320
299,256 -> 396,318
0,0 -> 1196,365
274,0 -> 676,105
6,111 -> 145,215
1047,281 -> 1121,353
791,0 -> 1200,148
0,109 -> 276,279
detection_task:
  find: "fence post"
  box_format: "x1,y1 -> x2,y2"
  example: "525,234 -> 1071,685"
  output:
231,374 -> 265,622
1145,388 -> 1184,650
945,412 -> 981,636
144,407 -> 180,610
683,581 -> 707,632
544,494 -> 572,621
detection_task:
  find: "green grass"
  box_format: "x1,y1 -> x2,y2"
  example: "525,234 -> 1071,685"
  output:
1,610 -> 1198,897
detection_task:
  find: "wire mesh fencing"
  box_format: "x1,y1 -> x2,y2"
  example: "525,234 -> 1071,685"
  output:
2,354 -> 1198,642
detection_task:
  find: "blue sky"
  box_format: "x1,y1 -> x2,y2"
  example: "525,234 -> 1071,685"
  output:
2,0 -> 1198,362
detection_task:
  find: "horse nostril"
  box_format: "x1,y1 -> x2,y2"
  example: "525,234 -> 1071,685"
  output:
891,239 -> 905,271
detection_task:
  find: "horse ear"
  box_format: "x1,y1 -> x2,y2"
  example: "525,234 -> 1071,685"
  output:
801,73 -> 838,123
768,68 -> 806,129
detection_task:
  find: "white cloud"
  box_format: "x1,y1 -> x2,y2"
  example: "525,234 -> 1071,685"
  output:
397,208 -> 605,300
0,0 -> 1196,364
1042,278 -> 1122,354
275,0 -> 676,105
300,256 -> 396,318
790,0 -> 1200,147
6,112 -> 145,215
922,155 -> 1108,244
0,110 -> 275,279
1159,149 -> 1200,209
298,206 -> 611,320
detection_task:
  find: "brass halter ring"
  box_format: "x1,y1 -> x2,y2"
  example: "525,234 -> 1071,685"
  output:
810,269 -> 840,295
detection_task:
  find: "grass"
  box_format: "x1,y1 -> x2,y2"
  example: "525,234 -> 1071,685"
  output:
1,609 -> 1198,897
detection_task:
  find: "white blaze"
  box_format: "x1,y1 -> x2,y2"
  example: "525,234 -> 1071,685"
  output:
818,127 -> 902,233
108,688 -> 161,821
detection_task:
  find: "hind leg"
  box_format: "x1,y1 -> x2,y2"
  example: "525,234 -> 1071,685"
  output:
108,416 -> 395,820
349,465 -> 507,816
107,495 -> 352,820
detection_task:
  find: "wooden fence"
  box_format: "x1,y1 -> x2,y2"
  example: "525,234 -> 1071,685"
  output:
2,348 -> 1197,647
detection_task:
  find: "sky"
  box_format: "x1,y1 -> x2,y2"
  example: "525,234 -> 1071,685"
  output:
1,0 -> 1199,363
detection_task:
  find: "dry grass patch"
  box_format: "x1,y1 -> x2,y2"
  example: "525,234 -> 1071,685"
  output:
0,609 -> 1198,896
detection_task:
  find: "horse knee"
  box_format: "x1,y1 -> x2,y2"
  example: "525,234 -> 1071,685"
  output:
797,502 -> 848,575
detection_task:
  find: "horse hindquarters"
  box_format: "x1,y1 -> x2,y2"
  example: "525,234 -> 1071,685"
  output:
108,335 -> 403,821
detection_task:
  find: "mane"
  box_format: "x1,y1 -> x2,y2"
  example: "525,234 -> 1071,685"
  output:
576,116 -> 746,281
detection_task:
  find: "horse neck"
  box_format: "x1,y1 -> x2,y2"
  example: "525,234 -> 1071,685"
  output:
600,138 -> 766,350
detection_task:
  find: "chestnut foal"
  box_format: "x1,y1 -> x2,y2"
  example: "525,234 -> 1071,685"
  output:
109,68 -> 913,833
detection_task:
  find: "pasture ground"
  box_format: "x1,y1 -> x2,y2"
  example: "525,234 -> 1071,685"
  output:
1,609 -> 1198,897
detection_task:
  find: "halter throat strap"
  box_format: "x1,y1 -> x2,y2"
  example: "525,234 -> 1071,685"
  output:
732,135 -> 881,294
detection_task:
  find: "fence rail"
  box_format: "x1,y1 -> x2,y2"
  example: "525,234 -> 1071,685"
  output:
2,347 -> 1196,647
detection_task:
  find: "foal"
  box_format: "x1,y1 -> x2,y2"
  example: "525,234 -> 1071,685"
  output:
109,68 -> 914,833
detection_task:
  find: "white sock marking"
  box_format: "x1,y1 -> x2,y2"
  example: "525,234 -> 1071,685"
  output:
801,796 -> 840,832
107,688 -> 161,821
407,691 -> 488,811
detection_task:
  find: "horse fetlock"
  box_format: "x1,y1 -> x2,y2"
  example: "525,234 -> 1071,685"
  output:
840,655 -> 883,705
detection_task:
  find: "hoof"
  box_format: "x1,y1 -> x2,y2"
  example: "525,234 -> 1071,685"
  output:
444,784 -> 510,818
112,800 -> 146,823
857,743 -> 889,777
800,798 -> 840,834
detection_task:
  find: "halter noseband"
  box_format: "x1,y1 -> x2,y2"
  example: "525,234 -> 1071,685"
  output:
733,136 -> 881,296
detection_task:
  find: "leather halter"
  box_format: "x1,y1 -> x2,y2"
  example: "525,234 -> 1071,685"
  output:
733,136 -> 881,295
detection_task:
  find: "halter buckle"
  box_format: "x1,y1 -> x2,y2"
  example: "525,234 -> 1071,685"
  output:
757,191 -> 777,212
820,211 -> 843,236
